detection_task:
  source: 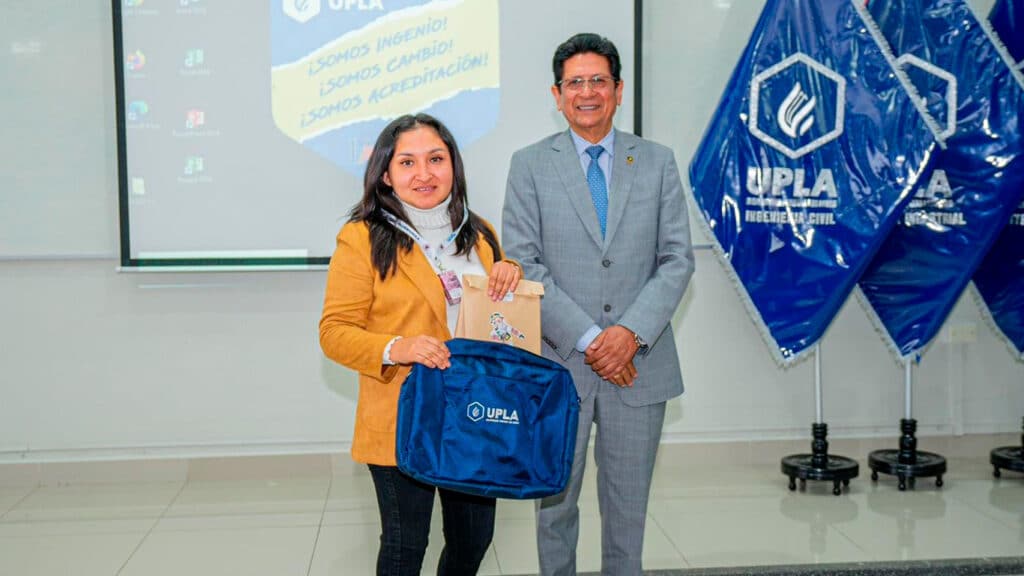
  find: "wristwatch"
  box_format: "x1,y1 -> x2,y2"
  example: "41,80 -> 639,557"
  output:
633,331 -> 648,353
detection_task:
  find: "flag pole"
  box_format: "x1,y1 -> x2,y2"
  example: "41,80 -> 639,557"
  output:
781,342 -> 859,495
868,356 -> 946,490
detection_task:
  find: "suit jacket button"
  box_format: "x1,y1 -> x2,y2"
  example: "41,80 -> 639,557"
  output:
604,304 -> 612,312
602,259 -> 611,268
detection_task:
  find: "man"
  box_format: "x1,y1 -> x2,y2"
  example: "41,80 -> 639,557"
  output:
502,33 -> 694,576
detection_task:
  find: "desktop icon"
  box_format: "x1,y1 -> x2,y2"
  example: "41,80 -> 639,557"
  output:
127,100 -> 149,121
185,109 -> 205,129
126,50 -> 146,71
183,156 -> 205,175
184,49 -> 205,68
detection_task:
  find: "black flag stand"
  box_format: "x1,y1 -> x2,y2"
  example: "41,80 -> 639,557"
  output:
781,344 -> 859,495
991,417 -> 1024,478
868,361 -> 946,490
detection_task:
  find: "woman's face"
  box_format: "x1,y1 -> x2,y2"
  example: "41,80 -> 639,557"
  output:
383,126 -> 454,210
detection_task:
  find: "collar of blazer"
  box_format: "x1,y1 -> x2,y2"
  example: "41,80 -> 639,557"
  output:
395,229 -> 498,335
551,129 -> 640,251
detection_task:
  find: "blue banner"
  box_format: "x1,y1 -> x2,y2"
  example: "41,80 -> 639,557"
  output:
856,0 -> 1024,361
688,0 -> 939,364
990,0 -> 1024,63
973,0 -> 1024,358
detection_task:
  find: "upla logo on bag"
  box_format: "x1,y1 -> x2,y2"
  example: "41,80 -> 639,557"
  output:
466,401 -> 519,425
271,0 -> 500,177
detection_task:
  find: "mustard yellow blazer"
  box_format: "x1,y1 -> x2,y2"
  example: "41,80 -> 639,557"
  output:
319,219 -> 500,465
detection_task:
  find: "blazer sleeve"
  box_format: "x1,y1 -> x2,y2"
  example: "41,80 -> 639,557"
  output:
617,150 -> 695,347
503,149 -> 596,360
319,222 -> 401,382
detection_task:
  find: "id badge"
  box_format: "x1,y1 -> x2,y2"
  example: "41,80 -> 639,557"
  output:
438,270 -> 462,305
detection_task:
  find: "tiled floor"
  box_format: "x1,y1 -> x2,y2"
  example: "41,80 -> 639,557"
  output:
0,435 -> 1021,575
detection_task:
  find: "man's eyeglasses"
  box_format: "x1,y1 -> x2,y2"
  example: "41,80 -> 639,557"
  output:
557,75 -> 617,93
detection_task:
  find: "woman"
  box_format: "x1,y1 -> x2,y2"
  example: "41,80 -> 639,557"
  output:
319,113 -> 520,575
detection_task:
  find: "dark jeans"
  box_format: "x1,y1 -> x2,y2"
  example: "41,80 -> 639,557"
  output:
368,464 -> 496,576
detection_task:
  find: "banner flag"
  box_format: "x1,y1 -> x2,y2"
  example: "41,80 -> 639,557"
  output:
972,0 -> 1024,358
856,0 -> 1024,361
989,0 -> 1024,66
688,0 -> 940,364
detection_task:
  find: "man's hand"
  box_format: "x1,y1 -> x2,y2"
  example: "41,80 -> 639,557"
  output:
585,325 -> 638,380
607,360 -> 637,387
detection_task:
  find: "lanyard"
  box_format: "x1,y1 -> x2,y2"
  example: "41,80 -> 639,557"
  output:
381,205 -> 469,272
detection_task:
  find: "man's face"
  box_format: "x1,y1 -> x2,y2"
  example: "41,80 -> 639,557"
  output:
551,52 -> 623,143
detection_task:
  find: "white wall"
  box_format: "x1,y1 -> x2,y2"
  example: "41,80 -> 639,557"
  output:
1,0 -> 1021,463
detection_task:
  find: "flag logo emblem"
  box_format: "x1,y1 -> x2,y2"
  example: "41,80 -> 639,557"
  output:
778,82 -> 816,138
749,53 -> 846,159
895,54 -> 957,139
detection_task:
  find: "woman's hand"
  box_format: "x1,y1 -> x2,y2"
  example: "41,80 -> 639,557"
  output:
389,336 -> 451,369
488,261 -> 521,301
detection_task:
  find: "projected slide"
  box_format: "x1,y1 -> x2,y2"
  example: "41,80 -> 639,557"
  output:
272,0 -> 499,177
117,0 -> 634,268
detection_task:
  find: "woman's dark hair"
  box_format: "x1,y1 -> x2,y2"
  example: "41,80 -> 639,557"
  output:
350,113 -> 502,279
552,33 -> 622,87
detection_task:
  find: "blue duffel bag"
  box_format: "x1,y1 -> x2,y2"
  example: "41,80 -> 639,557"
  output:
396,338 -> 579,499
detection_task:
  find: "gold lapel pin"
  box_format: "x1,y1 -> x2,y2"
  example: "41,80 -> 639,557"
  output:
626,156 -> 634,165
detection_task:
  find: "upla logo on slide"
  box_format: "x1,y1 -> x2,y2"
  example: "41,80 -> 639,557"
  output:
284,0 -> 386,23
284,0 -> 320,23
749,53 -> 845,160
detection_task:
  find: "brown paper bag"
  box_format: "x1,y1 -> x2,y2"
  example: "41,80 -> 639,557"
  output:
455,274 -> 545,354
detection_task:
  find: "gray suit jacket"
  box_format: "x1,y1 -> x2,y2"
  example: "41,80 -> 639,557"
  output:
502,129 -> 694,406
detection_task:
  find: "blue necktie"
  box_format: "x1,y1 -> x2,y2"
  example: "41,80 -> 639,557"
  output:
585,145 -> 608,238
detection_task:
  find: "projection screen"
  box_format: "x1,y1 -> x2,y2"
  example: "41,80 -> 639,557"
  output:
115,0 -> 639,269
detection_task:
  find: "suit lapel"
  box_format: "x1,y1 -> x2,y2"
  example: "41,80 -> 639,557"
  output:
604,129 -> 639,251
396,246 -> 447,332
551,131 -> 605,249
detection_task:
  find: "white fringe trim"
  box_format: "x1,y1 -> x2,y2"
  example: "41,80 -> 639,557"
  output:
683,1 -> 960,368
970,2 -> 1024,92
851,0 -> 1024,366
969,1 -> 1024,362
853,285 -> 921,365
852,0 -> 948,149
968,281 -> 1024,361
685,172 -> 816,368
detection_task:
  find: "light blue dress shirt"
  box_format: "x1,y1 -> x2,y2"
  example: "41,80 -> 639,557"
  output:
569,129 -> 615,353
